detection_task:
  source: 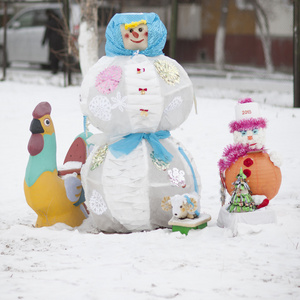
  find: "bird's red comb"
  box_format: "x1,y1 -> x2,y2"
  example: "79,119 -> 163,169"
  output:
32,102 -> 51,118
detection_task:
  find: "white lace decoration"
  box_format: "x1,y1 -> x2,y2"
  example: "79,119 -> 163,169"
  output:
89,190 -> 107,215
164,96 -> 183,113
111,92 -> 127,112
89,93 -> 127,121
168,168 -> 186,188
89,96 -> 112,121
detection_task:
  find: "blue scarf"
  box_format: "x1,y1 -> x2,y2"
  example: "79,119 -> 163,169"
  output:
109,130 -> 173,163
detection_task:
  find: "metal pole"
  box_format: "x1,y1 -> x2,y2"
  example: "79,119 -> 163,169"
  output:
294,0 -> 300,107
1,1 -> 8,81
170,0 -> 178,59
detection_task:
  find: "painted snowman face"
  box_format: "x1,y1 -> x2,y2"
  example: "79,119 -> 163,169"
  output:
120,24 -> 148,51
233,128 -> 266,149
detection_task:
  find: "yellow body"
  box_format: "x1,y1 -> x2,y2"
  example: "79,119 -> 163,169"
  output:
24,170 -> 86,228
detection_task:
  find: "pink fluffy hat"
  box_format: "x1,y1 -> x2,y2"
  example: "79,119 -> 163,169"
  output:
229,98 -> 267,133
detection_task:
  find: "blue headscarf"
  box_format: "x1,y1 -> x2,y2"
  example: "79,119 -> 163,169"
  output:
105,13 -> 167,57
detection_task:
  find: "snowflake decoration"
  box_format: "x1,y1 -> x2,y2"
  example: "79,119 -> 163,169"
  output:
168,168 -> 186,188
89,95 -> 112,121
154,60 -> 180,85
95,65 -> 122,94
150,151 -> 170,171
89,190 -> 107,215
91,144 -> 108,171
164,96 -> 183,113
111,92 -> 127,112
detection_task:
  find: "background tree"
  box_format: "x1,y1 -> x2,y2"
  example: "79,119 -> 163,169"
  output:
214,0 -> 229,70
78,0 -> 99,77
214,0 -> 274,73
250,0 -> 274,73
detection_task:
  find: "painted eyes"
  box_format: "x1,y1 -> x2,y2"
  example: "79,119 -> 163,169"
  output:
240,129 -> 259,135
129,27 -> 144,33
44,118 -> 51,126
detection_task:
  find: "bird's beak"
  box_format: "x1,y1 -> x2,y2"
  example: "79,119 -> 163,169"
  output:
30,119 -> 44,134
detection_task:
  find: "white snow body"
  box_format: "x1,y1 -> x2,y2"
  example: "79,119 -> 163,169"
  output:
80,54 -> 200,233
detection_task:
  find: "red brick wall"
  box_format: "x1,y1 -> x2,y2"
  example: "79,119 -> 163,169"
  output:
167,35 -> 293,71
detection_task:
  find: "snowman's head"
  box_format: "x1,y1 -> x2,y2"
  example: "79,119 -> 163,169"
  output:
230,99 -> 267,149
120,20 -> 148,51
105,13 -> 167,57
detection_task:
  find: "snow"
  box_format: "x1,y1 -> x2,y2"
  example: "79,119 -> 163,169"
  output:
0,67 -> 300,300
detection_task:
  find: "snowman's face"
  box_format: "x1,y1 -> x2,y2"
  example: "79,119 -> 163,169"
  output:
233,128 -> 266,149
120,24 -> 148,51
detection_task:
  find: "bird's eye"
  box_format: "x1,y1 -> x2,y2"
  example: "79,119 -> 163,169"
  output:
180,205 -> 183,208
44,118 -> 51,126
253,128 -> 259,134
138,27 -> 143,32
240,130 -> 247,136
130,29 -> 133,33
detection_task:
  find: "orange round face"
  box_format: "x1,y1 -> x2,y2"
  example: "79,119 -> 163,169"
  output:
225,152 -> 282,200
120,24 -> 148,51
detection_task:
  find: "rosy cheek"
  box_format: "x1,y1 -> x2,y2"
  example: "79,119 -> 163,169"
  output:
144,31 -> 148,37
124,33 -> 129,39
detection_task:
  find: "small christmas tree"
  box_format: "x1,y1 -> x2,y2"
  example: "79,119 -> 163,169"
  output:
227,168 -> 256,213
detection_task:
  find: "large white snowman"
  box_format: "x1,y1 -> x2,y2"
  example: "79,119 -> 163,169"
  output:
80,13 -> 201,233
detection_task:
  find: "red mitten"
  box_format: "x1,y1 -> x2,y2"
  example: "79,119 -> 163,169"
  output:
256,198 -> 269,209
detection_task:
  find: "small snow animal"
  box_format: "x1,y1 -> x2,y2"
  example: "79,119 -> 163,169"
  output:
161,194 -> 199,219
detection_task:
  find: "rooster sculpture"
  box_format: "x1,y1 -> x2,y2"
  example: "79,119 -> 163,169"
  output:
24,102 -> 88,227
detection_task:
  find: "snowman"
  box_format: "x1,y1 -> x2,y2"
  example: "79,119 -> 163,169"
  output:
218,98 -> 282,209
80,13 -> 201,233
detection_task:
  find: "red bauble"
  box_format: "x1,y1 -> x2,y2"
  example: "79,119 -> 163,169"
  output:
243,157 -> 253,167
225,152 -> 282,200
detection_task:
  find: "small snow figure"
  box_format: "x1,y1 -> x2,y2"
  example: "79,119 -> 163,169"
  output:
218,98 -> 282,209
227,168 -> 256,213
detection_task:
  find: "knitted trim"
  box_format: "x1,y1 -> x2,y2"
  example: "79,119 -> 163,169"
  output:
229,117 -> 267,133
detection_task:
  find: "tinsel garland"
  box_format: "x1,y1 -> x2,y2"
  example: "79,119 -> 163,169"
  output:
218,143 -> 265,173
229,117 -> 267,133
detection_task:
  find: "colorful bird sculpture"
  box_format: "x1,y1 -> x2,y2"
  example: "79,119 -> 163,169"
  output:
24,102 -> 88,228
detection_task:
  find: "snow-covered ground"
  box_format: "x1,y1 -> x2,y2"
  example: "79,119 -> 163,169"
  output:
0,66 -> 299,300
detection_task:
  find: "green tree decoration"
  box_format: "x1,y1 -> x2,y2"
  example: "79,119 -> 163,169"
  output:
227,168 -> 256,213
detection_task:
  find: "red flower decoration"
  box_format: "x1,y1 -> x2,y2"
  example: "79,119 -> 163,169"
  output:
243,169 -> 251,178
243,158 -> 253,167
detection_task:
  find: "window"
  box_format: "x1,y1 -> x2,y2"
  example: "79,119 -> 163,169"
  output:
16,11 -> 35,27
